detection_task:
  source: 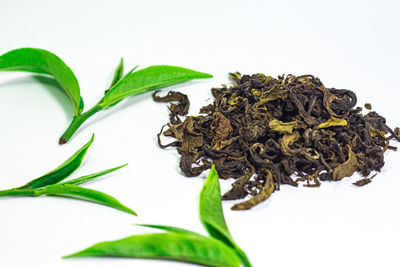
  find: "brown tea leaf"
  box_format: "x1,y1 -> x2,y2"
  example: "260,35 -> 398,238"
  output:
211,112 -> 233,141
154,73 -> 398,210
279,131 -> 300,156
231,170 -> 275,210
332,145 -> 359,180
153,90 -> 190,124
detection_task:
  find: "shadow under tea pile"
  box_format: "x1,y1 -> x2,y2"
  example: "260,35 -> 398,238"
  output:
154,73 -> 400,210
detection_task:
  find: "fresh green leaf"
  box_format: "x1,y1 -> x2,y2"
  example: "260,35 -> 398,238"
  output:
61,163 -> 128,186
62,165 -> 251,266
64,232 -> 240,267
100,65 -> 212,108
200,165 -> 251,267
0,184 -> 136,215
107,58 -> 124,91
37,184 -> 136,215
103,58 -> 131,107
0,48 -> 82,115
18,134 -> 95,189
136,224 -> 201,237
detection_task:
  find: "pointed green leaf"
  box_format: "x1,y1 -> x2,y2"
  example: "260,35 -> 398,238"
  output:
37,184 -> 136,215
18,134 -> 94,189
103,58 -> 129,107
136,224 -> 201,237
200,165 -> 251,267
64,232 -> 240,267
61,163 -> 128,186
99,65 -> 212,108
0,48 -> 82,115
107,57 -> 124,90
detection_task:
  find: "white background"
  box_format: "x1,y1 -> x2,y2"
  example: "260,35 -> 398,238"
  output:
1,0 -> 400,266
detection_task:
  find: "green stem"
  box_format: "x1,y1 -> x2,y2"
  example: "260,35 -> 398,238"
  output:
0,188 -> 35,197
59,104 -> 103,144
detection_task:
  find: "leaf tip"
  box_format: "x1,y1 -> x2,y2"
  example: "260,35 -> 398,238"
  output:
209,164 -> 218,178
59,137 -> 67,145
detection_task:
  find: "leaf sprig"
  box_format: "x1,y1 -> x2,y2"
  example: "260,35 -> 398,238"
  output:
0,135 -> 136,215
64,165 -> 251,267
0,48 -> 212,144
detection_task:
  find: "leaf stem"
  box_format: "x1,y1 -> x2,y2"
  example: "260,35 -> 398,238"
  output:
59,104 -> 103,144
0,188 -> 35,197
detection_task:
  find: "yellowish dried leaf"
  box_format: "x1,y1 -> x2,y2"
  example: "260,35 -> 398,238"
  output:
332,145 -> 359,180
269,119 -> 299,134
231,170 -> 275,210
279,131 -> 300,156
316,117 -> 347,129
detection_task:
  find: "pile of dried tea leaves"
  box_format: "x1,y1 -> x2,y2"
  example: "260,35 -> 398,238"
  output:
153,73 -> 400,210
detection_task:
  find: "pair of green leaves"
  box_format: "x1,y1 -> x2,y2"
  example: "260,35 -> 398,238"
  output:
65,166 -> 251,267
0,135 -> 136,215
0,48 -> 212,144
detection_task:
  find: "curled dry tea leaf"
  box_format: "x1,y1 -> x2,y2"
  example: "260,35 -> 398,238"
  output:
332,145 -> 359,180
269,119 -> 299,134
231,170 -> 274,210
152,90 -> 190,124
353,173 -> 377,187
156,73 -> 398,210
64,232 -> 241,267
18,134 -> 94,189
316,117 -> 348,129
0,48 -> 82,115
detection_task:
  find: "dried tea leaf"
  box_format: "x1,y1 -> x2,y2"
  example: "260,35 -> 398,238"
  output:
212,137 -> 239,151
316,117 -> 348,129
152,90 -> 190,124
332,145 -> 359,180
364,103 -> 372,110
279,131 -> 300,156
211,112 -> 233,141
155,72 -> 398,210
231,170 -> 275,210
269,119 -> 299,134
353,178 -> 372,186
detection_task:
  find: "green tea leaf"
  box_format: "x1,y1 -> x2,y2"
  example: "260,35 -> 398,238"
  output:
61,163 -> 128,186
0,48 -> 81,115
136,224 -> 201,237
18,134 -> 94,189
103,58 -> 134,108
107,58 -> 124,90
37,184 -> 136,215
0,184 -> 136,215
64,232 -> 240,267
200,165 -> 251,267
100,65 -> 212,108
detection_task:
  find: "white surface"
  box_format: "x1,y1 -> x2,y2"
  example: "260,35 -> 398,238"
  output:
1,0 -> 400,266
